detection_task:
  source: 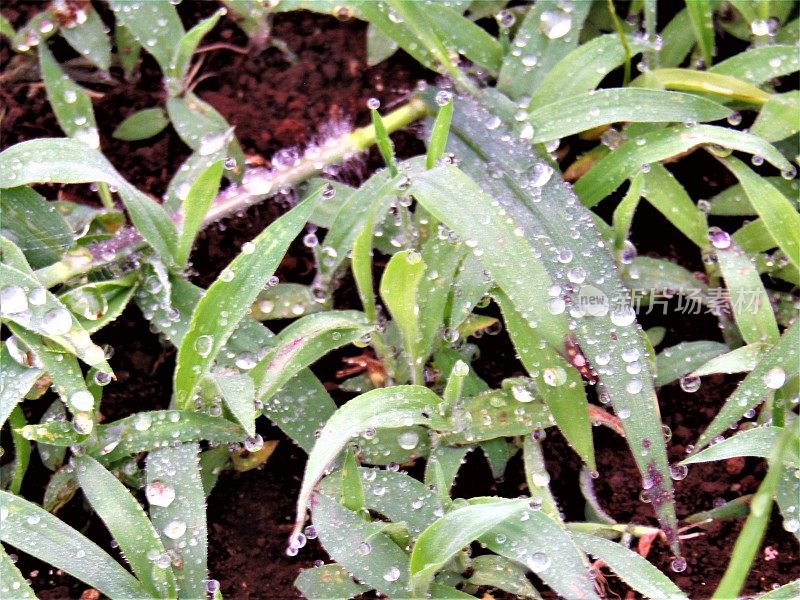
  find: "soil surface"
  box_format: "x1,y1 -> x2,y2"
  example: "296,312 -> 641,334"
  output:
1,2 -> 798,600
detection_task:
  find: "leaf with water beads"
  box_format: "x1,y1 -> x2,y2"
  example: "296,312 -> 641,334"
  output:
709,44 -> 800,87
640,69 -> 771,105
59,5 -> 112,71
719,156 -> 800,271
251,310 -> 372,402
691,343 -> 769,377
758,580 -> 800,600
295,385 -> 446,541
170,8 -> 225,83
709,177 -> 798,217
112,107 -> 170,142
573,532 -> 688,600
654,340 -> 729,387
751,92 -> 800,143
682,426 -> 784,465
575,124 -> 793,208
716,237 -> 780,345
38,43 -> 98,147
0,139 -> 177,262
59,277 -> 138,334
174,160 -> 223,267
146,443 -> 207,600
108,0 -> 185,75
694,320 -> 800,451
294,563 -> 369,600
75,455 -> 176,598
467,554 -> 541,599
640,164 -> 708,248
0,187 -> 73,269
410,498 -> 529,595
416,93 -> 680,553
312,493 -> 410,598
0,264 -> 108,368
685,0 -> 715,67
174,190 -> 321,408
0,343 -> 42,429
0,490 -> 148,599
94,410 -> 245,464
495,288 -> 595,470
208,370 -> 256,437
496,0 -> 591,100
472,496 -> 601,600
527,89 -> 732,143
0,545 -> 36,599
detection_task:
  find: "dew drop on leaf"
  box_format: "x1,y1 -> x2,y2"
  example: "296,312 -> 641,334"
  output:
763,367 -> 786,389
0,285 -> 28,315
145,480 -> 176,508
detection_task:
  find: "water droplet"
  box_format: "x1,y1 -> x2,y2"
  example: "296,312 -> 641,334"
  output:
63,89 -> 78,104
540,10 -> 572,39
28,287 -> 47,306
626,379 -> 643,394
72,413 -> 94,434
671,557 -> 687,573
199,131 -> 228,156
146,481 -> 176,507
93,370 -> 112,386
763,367 -> 786,389
219,268 -> 235,282
485,116 -> 502,130
529,162 -> 554,188
435,90 -> 452,106
527,551 -> 551,572
367,97 -> 381,110
163,520 -> 186,539
241,241 -> 255,254
680,375 -> 701,393
548,297 -> 566,315
397,430 -> 419,450
70,390 -> 94,412
358,542 -> 372,555
670,464 -> 689,481
496,10 -> 515,28
610,307 -> 636,326
1,285 -> 28,315
195,335 -> 213,357
512,384 -> 535,403
42,308 -> 72,335
383,566 -> 400,582
133,413 -> 152,431
708,227 -> 731,249
543,366 -> 567,386
244,434 -> 264,452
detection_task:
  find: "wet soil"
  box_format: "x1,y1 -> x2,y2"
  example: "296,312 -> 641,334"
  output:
1,2 -> 798,599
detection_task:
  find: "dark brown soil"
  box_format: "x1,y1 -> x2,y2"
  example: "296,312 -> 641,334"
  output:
1,2 -> 797,600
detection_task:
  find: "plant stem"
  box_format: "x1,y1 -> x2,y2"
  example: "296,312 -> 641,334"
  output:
34,98 -> 429,289
97,182 -> 116,210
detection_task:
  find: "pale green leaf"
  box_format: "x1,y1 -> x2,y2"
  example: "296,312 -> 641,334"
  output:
112,107 -> 170,141
0,187 -> 72,268
682,426 -> 782,464
60,7 -> 112,70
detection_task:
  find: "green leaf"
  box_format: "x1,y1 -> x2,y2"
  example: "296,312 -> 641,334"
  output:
39,43 -> 98,145
174,191 -> 320,408
109,0 -> 185,74
497,0 -> 591,99
685,0 -> 715,67
640,164 -> 708,248
426,94 -> 454,169
682,426 -> 782,465
95,410 -> 245,464
367,22 -> 398,66
695,321 -> 800,450
759,581 -> 800,600
251,310 -> 372,401
312,493 -> 410,597
751,92 -> 800,142
175,160 -> 223,267
709,177 -> 798,216
0,545 -> 36,600
612,173 -> 644,254
60,6 -> 112,70
691,343 -> 769,376
574,532 -> 688,599
495,288 -> 594,469
170,8 -> 225,82
295,564 -> 368,600
146,443 -> 207,600
659,8 -> 696,68
642,68 -> 772,104
720,156 -> 800,270
210,370 -> 256,437
424,3 -> 503,73
112,107 -> 171,141
115,23 -> 141,76
467,554 -> 541,599
370,107 -> 397,175
709,44 -> 800,86
527,89 -> 731,142
166,93 -> 235,151
0,139 -> 177,262
425,444 -> 470,502
8,407 -> 30,494
528,34 -> 649,109
712,423 -> 797,599
1,264 -> 108,368
76,455 -> 176,598
716,239 -> 780,345
655,341 -> 729,387
352,205 -> 380,321
0,490 -> 148,599
294,385 -> 445,540
249,283 -> 325,320
410,498 -> 529,594
380,250 -> 426,382
61,278 -> 138,334
0,187 -> 72,269
339,450 -> 365,513
473,497 -> 599,600
574,125 -> 792,207
0,344 -> 42,428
